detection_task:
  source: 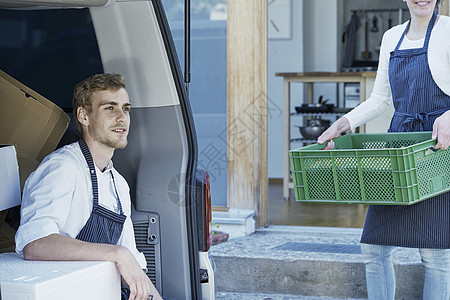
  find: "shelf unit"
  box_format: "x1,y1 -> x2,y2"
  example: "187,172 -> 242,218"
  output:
275,71 -> 376,200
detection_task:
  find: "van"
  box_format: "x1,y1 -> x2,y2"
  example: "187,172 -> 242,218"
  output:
0,1 -> 215,299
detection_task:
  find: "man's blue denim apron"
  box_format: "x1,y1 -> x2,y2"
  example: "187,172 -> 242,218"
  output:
361,12 -> 450,248
76,139 -> 126,244
76,139 -> 130,299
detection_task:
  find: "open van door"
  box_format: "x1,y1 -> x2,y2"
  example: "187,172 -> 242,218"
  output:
0,1 -> 215,299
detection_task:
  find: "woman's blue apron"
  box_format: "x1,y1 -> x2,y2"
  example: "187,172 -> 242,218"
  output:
76,139 -> 130,299
361,12 -> 450,248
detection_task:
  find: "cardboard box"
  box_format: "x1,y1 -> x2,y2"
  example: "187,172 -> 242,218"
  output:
0,214 -> 16,253
0,70 -> 70,187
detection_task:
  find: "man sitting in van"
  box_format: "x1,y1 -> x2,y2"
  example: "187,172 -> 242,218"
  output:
15,73 -> 162,300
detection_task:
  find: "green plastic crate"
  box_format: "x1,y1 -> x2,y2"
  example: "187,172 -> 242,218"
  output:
289,132 -> 450,205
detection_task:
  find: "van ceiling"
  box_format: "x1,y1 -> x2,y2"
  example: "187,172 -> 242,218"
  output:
0,0 -> 111,9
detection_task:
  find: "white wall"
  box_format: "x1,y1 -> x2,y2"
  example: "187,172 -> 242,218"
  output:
303,0 -> 340,72
267,0 -> 304,178
268,0 -> 340,178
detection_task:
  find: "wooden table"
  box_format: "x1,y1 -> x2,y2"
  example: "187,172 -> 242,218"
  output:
275,72 -> 377,200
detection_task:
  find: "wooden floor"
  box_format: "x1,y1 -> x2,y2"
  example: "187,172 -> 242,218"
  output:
268,180 -> 368,228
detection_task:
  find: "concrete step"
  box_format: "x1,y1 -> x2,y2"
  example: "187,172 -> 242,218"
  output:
212,209 -> 256,239
211,226 -> 424,299
216,291 -> 365,300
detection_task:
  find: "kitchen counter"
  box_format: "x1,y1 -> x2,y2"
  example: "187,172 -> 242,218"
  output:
275,72 -> 376,105
275,71 -> 376,78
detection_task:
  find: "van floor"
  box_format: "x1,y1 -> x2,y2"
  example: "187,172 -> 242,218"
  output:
268,180 -> 368,228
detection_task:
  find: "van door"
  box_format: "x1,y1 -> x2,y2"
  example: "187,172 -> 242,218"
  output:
0,1 -> 212,299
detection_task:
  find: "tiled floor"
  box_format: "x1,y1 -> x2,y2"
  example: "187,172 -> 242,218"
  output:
268,180 -> 368,228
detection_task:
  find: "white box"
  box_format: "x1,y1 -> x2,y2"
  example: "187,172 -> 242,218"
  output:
0,252 -> 121,300
0,145 -> 21,211
344,83 -> 360,108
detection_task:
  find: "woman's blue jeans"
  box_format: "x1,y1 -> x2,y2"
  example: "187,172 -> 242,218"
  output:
361,243 -> 450,300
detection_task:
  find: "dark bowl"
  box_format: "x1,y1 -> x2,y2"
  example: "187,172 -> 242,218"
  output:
298,125 -> 327,140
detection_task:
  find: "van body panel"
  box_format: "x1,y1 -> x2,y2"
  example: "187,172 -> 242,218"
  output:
0,0 -> 113,9
94,1 -> 203,299
114,106 -> 192,299
90,1 -> 180,108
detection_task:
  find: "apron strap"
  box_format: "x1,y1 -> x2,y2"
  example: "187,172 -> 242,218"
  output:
423,12 -> 438,49
394,12 -> 437,52
110,171 -> 124,214
78,139 -> 99,208
78,139 -> 124,214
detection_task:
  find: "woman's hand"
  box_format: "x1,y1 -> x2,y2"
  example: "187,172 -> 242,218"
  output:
317,117 -> 351,150
432,110 -> 450,150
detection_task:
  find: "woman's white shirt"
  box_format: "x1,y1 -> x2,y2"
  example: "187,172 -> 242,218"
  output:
344,15 -> 450,130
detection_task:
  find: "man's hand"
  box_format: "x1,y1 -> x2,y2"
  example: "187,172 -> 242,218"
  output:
317,117 -> 351,150
115,246 -> 162,300
432,110 -> 450,150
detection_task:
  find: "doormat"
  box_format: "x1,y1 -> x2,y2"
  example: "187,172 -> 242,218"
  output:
272,242 -> 361,254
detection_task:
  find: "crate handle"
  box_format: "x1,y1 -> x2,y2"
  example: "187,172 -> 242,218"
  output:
425,147 -> 440,156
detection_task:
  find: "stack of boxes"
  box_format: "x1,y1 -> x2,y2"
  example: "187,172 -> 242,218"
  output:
0,69 -> 70,253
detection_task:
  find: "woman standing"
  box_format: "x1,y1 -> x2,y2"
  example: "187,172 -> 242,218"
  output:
318,0 -> 450,299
